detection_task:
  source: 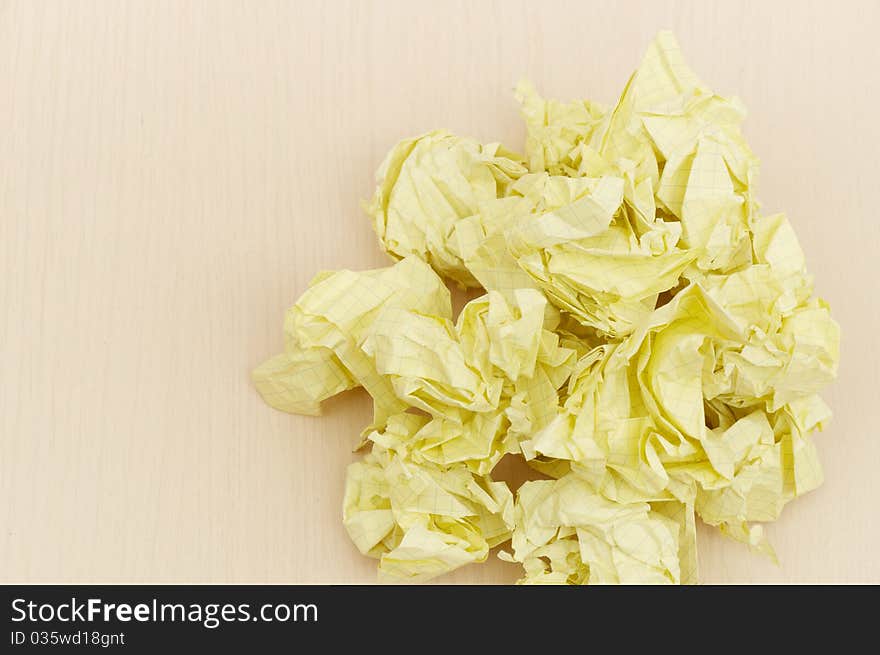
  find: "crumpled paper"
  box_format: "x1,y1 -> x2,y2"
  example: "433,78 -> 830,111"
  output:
367,131 -> 528,288
255,31 -> 839,584
343,443 -> 514,582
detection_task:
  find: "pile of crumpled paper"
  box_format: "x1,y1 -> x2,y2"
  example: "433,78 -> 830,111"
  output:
254,32 -> 839,584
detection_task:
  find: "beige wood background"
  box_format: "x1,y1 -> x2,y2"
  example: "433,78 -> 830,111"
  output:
1,0 -> 878,584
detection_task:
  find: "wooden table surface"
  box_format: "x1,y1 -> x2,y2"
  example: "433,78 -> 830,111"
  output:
2,0 -> 878,584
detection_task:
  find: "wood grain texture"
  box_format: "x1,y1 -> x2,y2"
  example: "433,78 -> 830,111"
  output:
1,0 -> 878,583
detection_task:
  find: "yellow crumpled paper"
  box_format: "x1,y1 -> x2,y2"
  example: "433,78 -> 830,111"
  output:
254,31 -> 839,584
